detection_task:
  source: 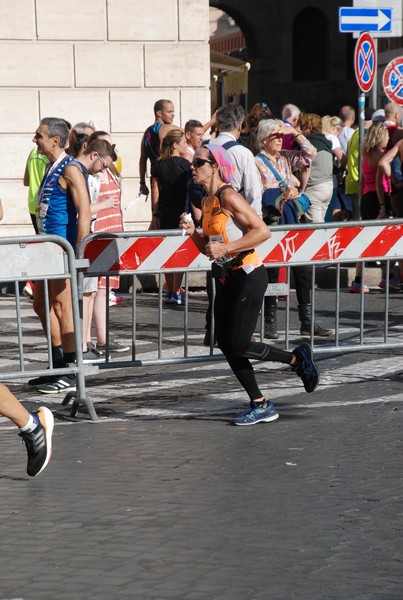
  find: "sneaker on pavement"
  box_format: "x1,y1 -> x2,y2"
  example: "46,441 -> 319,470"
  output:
109,291 -> 122,306
380,278 -> 401,293
292,343 -> 319,393
97,340 -> 130,353
36,375 -> 76,394
165,292 -> 183,305
349,281 -> 369,294
28,373 -> 54,387
19,407 -> 54,476
82,348 -> 105,363
22,281 -> 35,299
389,279 -> 401,292
233,400 -> 279,426
172,293 -> 183,305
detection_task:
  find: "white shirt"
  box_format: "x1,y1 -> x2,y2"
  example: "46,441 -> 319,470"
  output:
326,133 -> 342,151
338,126 -> 355,155
213,132 -> 262,216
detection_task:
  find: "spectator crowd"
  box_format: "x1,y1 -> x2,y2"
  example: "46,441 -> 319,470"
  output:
2,96 -> 403,458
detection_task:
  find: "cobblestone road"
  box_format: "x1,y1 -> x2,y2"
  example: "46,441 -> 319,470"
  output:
0,288 -> 402,599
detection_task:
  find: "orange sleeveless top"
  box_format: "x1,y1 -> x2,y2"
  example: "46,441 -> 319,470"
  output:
202,185 -> 262,270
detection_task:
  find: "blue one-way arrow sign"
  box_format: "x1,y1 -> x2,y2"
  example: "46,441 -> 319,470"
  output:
339,7 -> 392,32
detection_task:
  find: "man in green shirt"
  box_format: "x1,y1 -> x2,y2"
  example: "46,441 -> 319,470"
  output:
23,146 -> 49,233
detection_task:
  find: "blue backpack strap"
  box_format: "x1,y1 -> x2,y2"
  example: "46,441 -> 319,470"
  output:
222,140 -> 240,150
256,153 -> 289,189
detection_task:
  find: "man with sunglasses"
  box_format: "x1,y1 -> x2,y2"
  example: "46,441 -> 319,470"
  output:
31,119 -> 117,393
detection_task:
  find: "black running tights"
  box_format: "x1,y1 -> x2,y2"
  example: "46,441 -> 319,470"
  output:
214,265 -> 293,401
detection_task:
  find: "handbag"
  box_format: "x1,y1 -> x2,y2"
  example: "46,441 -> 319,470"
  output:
257,153 -> 311,218
293,192 -> 311,216
258,154 -> 288,211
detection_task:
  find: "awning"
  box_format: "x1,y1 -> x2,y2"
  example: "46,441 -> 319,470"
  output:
210,49 -> 249,96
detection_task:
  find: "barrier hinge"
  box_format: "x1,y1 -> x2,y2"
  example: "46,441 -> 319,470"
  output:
75,258 -> 90,269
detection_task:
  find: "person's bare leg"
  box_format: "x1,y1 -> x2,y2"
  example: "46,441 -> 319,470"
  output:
50,278 -> 75,353
33,280 -> 62,346
165,273 -> 174,294
173,272 -> 184,295
93,288 -> 107,345
0,383 -> 30,428
82,292 -> 95,350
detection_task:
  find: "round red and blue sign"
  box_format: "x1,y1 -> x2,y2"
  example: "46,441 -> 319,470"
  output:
354,32 -> 377,93
382,57 -> 403,105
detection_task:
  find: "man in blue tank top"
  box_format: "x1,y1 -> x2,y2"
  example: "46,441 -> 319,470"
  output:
31,118 -> 117,393
139,99 -> 176,228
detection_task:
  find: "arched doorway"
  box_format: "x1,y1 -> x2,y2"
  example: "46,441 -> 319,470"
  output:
210,0 -> 356,114
293,8 -> 328,81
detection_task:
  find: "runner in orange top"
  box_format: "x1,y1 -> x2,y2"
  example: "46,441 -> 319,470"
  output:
180,143 -> 320,426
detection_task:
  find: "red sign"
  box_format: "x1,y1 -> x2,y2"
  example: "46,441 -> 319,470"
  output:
354,32 -> 377,93
382,57 -> 403,105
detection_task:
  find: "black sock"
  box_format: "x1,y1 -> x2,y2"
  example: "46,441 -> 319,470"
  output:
355,276 -> 362,284
51,345 -> 64,368
63,352 -> 76,365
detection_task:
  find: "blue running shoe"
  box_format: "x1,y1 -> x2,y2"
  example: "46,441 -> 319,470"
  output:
173,293 -> 183,305
233,400 -> 279,426
164,292 -> 175,304
292,342 -> 319,393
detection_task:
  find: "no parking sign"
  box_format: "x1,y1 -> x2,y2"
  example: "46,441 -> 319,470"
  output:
382,57 -> 403,104
354,32 -> 377,93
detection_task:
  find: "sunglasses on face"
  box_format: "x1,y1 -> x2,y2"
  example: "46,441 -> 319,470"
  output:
98,155 -> 109,171
191,157 -> 215,168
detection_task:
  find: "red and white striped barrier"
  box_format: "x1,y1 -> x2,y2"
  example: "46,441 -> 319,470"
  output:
84,224 -> 403,274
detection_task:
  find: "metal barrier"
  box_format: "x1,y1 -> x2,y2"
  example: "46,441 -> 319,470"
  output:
0,234 -> 97,421
2,221 -> 402,420
76,218 -> 403,375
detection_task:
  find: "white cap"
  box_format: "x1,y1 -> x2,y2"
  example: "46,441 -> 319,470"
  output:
371,109 -> 385,123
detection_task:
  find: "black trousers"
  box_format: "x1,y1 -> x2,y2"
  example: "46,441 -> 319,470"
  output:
214,265 -> 292,402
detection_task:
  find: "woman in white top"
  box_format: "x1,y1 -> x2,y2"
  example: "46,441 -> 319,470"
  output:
322,115 -> 348,222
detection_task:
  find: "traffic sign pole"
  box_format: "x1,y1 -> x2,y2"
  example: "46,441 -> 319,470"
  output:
370,38 -> 378,109
357,92 -> 366,219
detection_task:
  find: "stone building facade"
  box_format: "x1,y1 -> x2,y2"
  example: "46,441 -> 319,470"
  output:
0,0 -> 211,236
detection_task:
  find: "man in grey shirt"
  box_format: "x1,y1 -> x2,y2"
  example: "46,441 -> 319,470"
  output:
214,102 -> 262,216
203,103 -> 263,346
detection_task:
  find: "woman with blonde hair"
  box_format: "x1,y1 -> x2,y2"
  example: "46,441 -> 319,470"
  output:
349,122 -> 391,293
321,115 -> 347,221
299,113 -> 334,223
